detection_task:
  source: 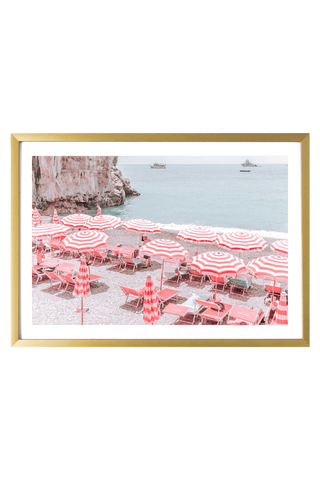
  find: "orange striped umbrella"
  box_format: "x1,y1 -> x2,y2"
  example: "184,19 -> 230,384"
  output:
73,254 -> 91,324
53,209 -> 60,224
143,275 -> 160,324
272,293 -> 288,325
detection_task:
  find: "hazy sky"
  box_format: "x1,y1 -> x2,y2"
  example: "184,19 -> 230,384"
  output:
118,156 -> 287,165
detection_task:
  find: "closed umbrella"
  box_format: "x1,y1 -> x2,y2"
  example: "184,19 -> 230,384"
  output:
143,274 -> 160,324
140,239 -> 189,290
272,293 -> 288,325
218,231 -> 268,257
271,239 -> 288,255
177,226 -> 218,255
73,254 -> 91,325
61,214 -> 92,228
32,208 -> 42,226
190,251 -> 245,301
52,209 -> 60,224
247,255 -> 288,301
85,214 -> 121,231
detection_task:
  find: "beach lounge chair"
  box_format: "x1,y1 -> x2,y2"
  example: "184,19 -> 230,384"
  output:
227,277 -> 252,296
91,250 -> 108,265
88,274 -> 101,286
163,293 -> 211,324
106,250 -> 122,268
208,275 -> 229,292
120,256 -> 145,271
264,282 -> 288,304
227,308 -> 265,325
194,299 -> 233,325
164,260 -> 189,283
120,286 -> 146,307
61,274 -> 76,292
156,288 -> 180,310
189,269 -> 205,284
32,268 -> 47,284
45,271 -> 64,289
264,302 -> 278,325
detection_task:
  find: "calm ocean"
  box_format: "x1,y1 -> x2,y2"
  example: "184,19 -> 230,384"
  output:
87,164 -> 288,237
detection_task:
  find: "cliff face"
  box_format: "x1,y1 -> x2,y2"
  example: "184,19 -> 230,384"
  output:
32,156 -> 140,214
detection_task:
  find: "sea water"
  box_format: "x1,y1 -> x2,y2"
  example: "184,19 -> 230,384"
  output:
87,164 -> 288,238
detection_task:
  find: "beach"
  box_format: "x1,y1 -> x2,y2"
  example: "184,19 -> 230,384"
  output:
32,219 -> 284,325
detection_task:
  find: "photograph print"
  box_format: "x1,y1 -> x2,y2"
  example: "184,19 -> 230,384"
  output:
32,155 -> 288,326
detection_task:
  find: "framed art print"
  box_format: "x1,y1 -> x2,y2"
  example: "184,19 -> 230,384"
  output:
11,134 -> 309,346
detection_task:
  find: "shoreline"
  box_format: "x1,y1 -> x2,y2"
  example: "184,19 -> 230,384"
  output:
44,216 -> 288,239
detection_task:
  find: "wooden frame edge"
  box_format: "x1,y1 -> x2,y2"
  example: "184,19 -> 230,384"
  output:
11,133 -> 310,347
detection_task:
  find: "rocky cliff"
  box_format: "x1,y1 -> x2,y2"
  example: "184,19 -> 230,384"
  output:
32,156 -> 140,214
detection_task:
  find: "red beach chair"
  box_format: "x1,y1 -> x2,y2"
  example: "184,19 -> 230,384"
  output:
120,286 -> 145,307
189,269 -> 205,284
88,274 -> 101,286
91,250 -> 108,265
208,275 -> 229,292
194,299 -> 233,325
156,288 -> 180,310
61,274 -> 76,292
120,257 -> 145,271
32,268 -> 47,284
45,271 -> 64,289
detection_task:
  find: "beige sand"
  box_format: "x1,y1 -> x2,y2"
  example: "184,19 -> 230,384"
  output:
32,220 -> 285,325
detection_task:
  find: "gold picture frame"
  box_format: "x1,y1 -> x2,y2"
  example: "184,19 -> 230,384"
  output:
11,133 -> 309,347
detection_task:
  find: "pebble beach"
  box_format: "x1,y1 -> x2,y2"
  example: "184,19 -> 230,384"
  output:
32,218 -> 284,326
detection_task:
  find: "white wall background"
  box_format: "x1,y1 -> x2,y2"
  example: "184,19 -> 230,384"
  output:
0,1 -> 318,480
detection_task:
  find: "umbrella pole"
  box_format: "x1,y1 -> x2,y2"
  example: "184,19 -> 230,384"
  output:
272,279 -> 275,302
81,297 -> 83,325
160,259 -> 165,290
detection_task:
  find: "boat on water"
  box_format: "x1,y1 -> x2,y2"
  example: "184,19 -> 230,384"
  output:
150,163 -> 166,169
241,159 -> 257,167
240,169 -> 251,172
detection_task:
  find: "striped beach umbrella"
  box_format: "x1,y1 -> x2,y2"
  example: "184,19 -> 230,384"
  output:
143,274 -> 160,324
73,254 -> 91,325
177,227 -> 218,255
271,239 -> 288,255
62,230 -> 109,252
85,214 -> 121,231
32,223 -> 72,239
32,208 -> 42,226
52,209 -> 60,224
218,231 -> 268,254
61,214 -> 92,228
272,293 -> 288,325
140,239 -> 189,289
190,251 -> 245,301
122,219 -> 161,233
247,255 -> 288,301
96,205 -> 102,216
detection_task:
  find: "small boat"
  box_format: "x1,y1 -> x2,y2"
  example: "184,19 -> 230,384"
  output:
240,169 -> 251,172
241,159 -> 257,167
150,163 -> 166,169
